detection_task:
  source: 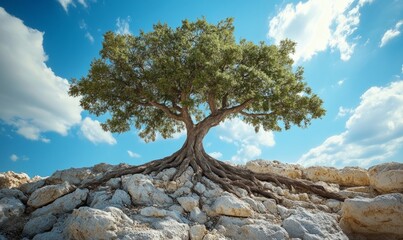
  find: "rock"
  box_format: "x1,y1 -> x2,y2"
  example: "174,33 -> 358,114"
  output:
0,188 -> 27,202
111,189 -> 132,207
211,194 -> 253,217
246,160 -> 303,179
369,162 -> 403,193
46,167 -> 94,185
242,197 -> 266,213
263,199 -> 278,215
19,179 -> 45,195
325,199 -> 342,213
152,218 -> 190,240
28,181 -> 74,208
303,166 -> 369,186
31,188 -> 88,217
340,193 -> 403,238
64,206 -> 134,240
189,224 -> 206,240
282,207 -> 348,240
140,206 -> 167,217
189,207 -> 208,224
217,216 -> 289,240
122,174 -> 173,206
155,167 -> 177,181
0,197 -> 25,225
22,214 -> 57,237
194,182 -> 206,195
32,231 -> 64,240
105,177 -> 121,189
0,171 -> 30,189
177,196 -> 199,212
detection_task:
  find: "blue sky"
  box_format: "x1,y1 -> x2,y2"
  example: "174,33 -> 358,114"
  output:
0,0 -> 402,177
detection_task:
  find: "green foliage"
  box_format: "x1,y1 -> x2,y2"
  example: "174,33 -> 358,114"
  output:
69,18 -> 325,142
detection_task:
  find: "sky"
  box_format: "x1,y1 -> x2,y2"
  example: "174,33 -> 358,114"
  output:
0,0 -> 402,177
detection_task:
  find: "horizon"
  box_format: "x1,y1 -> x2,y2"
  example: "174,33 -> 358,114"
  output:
0,0 -> 402,177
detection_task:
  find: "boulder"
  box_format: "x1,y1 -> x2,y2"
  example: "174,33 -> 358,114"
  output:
22,214 -> 57,237
282,207 -> 348,240
369,162 -> 403,193
32,231 -> 64,240
46,167 -> 94,185
217,216 -> 289,240
303,166 -> 369,186
140,206 -> 168,217
151,218 -> 189,240
122,174 -> 173,206
340,193 -> 403,238
31,188 -> 88,217
211,194 -> 253,217
64,206 -> 134,239
0,197 -> 25,225
28,181 -> 74,208
19,178 -> 45,194
246,160 -> 303,179
0,171 -> 30,189
110,189 -> 132,207
0,188 -> 27,202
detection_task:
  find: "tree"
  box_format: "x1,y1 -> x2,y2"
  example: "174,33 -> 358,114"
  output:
70,18 -> 344,201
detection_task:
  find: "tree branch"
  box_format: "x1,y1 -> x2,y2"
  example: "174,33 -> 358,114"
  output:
240,111 -> 274,117
208,92 -> 218,114
149,101 -> 184,121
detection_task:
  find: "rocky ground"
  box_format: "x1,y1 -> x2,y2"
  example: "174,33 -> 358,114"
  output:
0,160 -> 402,240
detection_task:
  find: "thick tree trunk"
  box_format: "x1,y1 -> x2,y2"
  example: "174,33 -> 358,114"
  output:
80,123 -> 346,203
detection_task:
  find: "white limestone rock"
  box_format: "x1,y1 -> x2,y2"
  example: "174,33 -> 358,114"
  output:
32,231 -> 64,240
111,189 -> 132,207
152,218 -> 190,240
0,197 -> 25,225
211,194 -> 253,217
246,160 -> 303,179
282,207 -> 348,240
189,207 -> 208,224
28,181 -> 74,208
122,174 -> 173,206
31,188 -> 88,217
0,171 -> 30,189
0,188 -> 27,202
189,224 -> 206,240
177,195 -> 199,212
303,166 -> 369,186
23,214 -> 57,237
263,199 -> 278,215
217,216 -> 288,240
369,162 -> 403,193
64,206 -> 134,239
140,206 -> 168,217
340,193 -> 403,237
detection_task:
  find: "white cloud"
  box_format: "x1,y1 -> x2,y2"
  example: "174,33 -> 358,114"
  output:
0,8 -> 82,141
116,17 -> 131,35
337,106 -> 354,118
218,118 -> 275,163
58,0 -> 87,12
338,79 -> 345,86
127,150 -> 141,158
10,154 -> 18,162
80,117 -> 117,145
268,0 -> 372,62
209,152 -> 223,159
85,32 -> 94,43
298,81 -> 403,168
380,20 -> 403,48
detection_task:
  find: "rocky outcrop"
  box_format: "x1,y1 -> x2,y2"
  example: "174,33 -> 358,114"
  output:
340,193 -> 403,239
369,162 -> 403,193
0,171 -> 30,189
1,161 -> 402,239
246,160 -> 303,179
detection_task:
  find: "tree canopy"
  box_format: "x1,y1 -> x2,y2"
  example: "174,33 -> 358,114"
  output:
70,18 -> 325,143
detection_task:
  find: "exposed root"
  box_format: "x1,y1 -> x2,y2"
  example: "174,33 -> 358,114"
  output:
80,148 -> 346,203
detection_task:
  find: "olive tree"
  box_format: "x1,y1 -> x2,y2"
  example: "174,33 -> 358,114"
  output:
70,18 -> 343,201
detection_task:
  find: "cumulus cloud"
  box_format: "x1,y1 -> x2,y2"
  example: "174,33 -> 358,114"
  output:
0,8 -> 82,141
79,20 -> 94,43
80,117 -> 117,145
116,17 -> 131,35
58,0 -> 87,12
10,154 -> 18,162
209,152 -> 223,159
218,118 -> 275,163
298,81 -> 403,168
380,20 -> 403,48
127,150 -> 141,158
268,0 -> 372,62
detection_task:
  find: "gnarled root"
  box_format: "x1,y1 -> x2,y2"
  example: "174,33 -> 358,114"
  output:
80,147 -> 345,203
